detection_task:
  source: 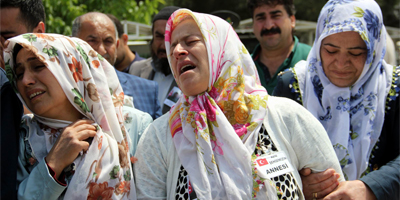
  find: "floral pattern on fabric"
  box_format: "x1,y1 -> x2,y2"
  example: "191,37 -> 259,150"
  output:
165,9 -> 275,199
3,34 -> 136,199
293,0 -> 392,180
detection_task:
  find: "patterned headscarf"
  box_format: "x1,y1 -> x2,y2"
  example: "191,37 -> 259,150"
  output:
165,9 -> 275,199
293,0 -> 393,180
4,33 -> 135,199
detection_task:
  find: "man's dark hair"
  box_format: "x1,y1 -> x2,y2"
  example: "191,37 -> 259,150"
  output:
106,14 -> 124,38
0,0 -> 46,31
247,0 -> 295,18
151,6 -> 180,33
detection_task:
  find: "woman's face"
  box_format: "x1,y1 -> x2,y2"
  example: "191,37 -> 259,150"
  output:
320,31 -> 367,87
169,18 -> 209,96
15,48 -> 80,121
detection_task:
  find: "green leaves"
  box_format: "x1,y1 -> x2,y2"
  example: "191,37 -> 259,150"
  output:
76,44 -> 91,68
43,0 -> 165,35
109,165 -> 120,179
124,170 -> 131,181
72,88 -> 90,112
42,46 -> 58,57
23,34 -> 37,43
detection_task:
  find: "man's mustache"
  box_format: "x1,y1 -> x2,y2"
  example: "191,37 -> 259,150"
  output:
260,27 -> 281,36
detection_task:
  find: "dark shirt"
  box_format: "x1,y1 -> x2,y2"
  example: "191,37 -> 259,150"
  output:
1,68 -> 24,200
251,36 -> 311,93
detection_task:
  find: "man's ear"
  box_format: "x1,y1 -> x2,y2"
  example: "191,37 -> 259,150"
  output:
290,15 -> 296,29
32,21 -> 45,33
122,33 -> 129,45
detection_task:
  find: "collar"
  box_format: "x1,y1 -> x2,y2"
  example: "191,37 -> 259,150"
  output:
252,36 -> 299,61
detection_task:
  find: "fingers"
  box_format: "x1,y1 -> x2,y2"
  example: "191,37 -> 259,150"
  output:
313,177 -> 340,199
72,123 -> 97,133
77,129 -> 97,140
306,168 -> 336,184
300,168 -> 312,176
69,119 -> 95,127
302,169 -> 339,200
323,191 -> 341,200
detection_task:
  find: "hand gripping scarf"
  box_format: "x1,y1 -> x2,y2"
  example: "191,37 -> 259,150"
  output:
293,0 -> 393,180
165,9 -> 277,199
4,33 -> 136,199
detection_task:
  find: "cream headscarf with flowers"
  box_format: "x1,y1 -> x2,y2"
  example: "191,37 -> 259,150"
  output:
4,33 -> 135,199
166,9 -> 276,199
293,0 -> 393,180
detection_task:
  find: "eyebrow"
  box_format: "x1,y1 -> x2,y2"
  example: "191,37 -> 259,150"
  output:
323,43 -> 367,50
86,35 -> 98,40
270,10 -> 282,15
170,34 -> 202,49
255,12 -> 266,18
15,56 -> 38,70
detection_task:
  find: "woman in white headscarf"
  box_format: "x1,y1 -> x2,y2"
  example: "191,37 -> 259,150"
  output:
273,0 -> 400,199
134,8 -> 344,200
4,33 -> 152,199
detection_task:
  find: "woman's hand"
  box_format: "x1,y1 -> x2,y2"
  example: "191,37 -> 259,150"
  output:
300,168 -> 340,200
45,119 -> 97,179
323,180 -> 377,200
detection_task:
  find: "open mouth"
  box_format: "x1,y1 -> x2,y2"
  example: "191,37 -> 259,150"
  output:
180,64 -> 196,75
29,91 -> 45,99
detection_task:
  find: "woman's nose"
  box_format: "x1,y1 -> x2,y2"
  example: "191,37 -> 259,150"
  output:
21,70 -> 36,86
336,53 -> 350,69
173,43 -> 188,59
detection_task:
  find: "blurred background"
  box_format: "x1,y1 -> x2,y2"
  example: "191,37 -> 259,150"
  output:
44,0 -> 400,62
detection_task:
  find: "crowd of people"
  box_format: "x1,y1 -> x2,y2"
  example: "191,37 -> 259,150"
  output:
0,0 -> 398,199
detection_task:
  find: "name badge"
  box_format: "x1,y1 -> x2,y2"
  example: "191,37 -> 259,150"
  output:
255,151 -> 294,179
164,86 -> 182,107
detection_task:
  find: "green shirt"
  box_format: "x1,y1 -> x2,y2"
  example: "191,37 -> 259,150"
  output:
251,36 -> 311,93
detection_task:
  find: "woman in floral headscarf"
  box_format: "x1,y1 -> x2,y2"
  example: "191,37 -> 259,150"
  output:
134,8 -> 344,200
273,0 -> 399,199
4,33 -> 152,199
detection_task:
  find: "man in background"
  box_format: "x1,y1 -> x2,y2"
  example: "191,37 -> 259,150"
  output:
129,6 -> 180,114
0,0 -> 45,198
247,0 -> 311,93
107,14 -> 145,72
72,12 -> 161,119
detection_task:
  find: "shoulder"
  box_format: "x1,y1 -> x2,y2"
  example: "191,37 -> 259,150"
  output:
266,96 -> 318,125
137,113 -> 172,150
386,65 -> 400,106
1,67 -> 9,87
273,69 -> 302,103
130,57 -> 152,68
267,96 -> 304,113
297,42 -> 312,50
123,106 -> 153,123
121,71 -> 157,88
295,42 -> 312,58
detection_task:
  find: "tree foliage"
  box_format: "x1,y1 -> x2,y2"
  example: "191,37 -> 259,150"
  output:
166,0 -> 399,27
43,0 -> 165,35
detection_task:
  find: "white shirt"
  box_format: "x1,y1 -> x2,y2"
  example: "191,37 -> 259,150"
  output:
134,96 -> 345,200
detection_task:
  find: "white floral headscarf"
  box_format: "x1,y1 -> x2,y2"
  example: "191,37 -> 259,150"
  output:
293,0 -> 393,180
4,33 -> 135,199
165,9 -> 276,199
